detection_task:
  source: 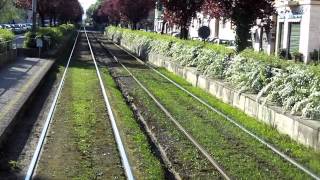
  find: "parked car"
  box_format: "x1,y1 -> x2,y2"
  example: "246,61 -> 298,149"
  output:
171,32 -> 180,37
26,23 -> 32,30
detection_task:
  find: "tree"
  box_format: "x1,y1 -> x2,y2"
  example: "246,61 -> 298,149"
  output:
57,0 -> 83,23
161,0 -> 204,39
100,0 -> 121,25
1,0 -> 25,23
0,0 -> 7,11
202,0 -> 275,51
117,0 -> 154,29
86,0 -> 109,25
99,0 -> 154,29
17,0 -> 83,26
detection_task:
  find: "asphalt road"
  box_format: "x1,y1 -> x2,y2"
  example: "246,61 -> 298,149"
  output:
14,34 -> 25,48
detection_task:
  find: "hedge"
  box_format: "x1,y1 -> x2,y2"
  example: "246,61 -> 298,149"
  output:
24,23 -> 76,49
106,26 -> 320,120
0,29 -> 14,53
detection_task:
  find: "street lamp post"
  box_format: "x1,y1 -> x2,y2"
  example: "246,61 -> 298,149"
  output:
32,0 -> 37,33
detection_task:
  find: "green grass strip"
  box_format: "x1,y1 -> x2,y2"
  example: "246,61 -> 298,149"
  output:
157,67 -> 320,175
119,64 -> 316,179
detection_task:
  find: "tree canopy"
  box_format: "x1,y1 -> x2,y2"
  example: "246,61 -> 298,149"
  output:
16,0 -> 83,26
161,0 -> 204,39
202,0 -> 275,51
89,0 -> 154,29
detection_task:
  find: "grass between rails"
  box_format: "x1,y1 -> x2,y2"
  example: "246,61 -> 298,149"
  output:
36,39 -> 125,178
157,68 -> 320,175
100,67 -> 165,179
105,50 -> 318,179
109,66 -> 221,178
53,59 -> 125,179
126,67 -> 305,179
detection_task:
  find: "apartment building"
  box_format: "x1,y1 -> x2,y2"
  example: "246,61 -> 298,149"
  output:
154,0 -> 320,63
275,0 -> 320,62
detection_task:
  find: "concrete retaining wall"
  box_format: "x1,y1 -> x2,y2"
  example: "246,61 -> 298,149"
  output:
118,41 -> 320,151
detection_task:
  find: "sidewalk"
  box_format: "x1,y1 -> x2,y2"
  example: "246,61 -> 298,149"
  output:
0,57 -> 54,143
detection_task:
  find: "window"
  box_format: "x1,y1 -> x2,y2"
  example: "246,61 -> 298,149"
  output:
278,22 -> 284,50
289,22 -> 300,53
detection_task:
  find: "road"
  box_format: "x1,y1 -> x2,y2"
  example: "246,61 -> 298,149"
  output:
13,34 -> 25,48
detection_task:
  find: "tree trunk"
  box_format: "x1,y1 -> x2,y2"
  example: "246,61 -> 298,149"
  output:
180,26 -> 188,39
132,22 -> 137,30
235,18 -> 251,52
53,13 -> 57,26
49,15 -> 53,27
161,20 -> 166,34
40,14 -> 45,27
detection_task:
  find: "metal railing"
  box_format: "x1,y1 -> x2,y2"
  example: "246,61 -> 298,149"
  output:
0,37 -> 23,65
0,36 -> 25,52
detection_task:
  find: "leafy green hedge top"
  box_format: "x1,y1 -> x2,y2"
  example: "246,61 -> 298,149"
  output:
24,23 -> 76,48
0,29 -> 14,42
106,26 -> 320,120
107,26 -> 235,57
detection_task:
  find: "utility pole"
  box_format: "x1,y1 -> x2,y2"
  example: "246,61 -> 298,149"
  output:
32,0 -> 37,33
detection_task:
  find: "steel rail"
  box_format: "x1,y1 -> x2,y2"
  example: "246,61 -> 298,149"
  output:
25,31 -> 80,180
109,40 -> 320,180
84,29 -> 134,180
92,35 -> 231,180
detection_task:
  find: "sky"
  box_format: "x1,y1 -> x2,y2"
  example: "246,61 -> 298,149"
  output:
79,0 -> 97,18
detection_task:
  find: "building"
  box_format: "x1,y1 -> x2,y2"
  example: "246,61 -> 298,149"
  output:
275,0 -> 320,62
154,0 -> 320,63
189,13 -> 235,42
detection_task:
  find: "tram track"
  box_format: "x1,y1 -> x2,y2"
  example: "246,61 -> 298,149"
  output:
89,32 -> 231,179
110,40 -> 320,180
24,29 -> 133,180
91,32 -> 320,179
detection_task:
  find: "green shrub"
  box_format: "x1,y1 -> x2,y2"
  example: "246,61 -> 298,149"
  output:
0,29 -> 14,42
24,24 -> 75,48
24,32 -> 36,48
310,49 -> 320,63
0,29 -> 14,53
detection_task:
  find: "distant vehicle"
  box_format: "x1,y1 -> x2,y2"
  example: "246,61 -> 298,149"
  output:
4,24 -> 13,31
0,23 -> 31,34
171,32 -> 180,37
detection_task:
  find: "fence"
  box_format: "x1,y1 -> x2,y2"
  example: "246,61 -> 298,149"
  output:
0,37 -> 23,66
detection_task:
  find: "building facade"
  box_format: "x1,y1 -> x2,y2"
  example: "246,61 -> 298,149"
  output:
154,0 -> 320,63
275,0 -> 320,62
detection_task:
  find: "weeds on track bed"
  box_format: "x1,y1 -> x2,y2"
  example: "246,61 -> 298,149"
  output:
109,66 -> 221,178
100,68 -> 165,179
36,40 -> 125,179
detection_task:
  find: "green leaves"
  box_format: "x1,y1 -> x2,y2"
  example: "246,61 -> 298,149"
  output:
0,29 -> 14,41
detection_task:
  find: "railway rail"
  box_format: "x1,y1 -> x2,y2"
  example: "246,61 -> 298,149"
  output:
24,28 -> 134,180
89,33 -> 231,179
23,29 -> 319,180
92,33 -> 320,180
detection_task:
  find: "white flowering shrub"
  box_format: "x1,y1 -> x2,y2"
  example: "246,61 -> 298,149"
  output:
149,39 -> 173,57
257,66 -> 320,119
226,55 -> 272,93
169,42 -> 203,67
105,26 -> 320,120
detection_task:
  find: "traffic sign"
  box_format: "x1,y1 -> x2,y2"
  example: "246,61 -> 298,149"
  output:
198,26 -> 211,40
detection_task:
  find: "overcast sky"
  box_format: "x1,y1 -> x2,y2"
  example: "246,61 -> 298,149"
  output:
79,0 -> 96,18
